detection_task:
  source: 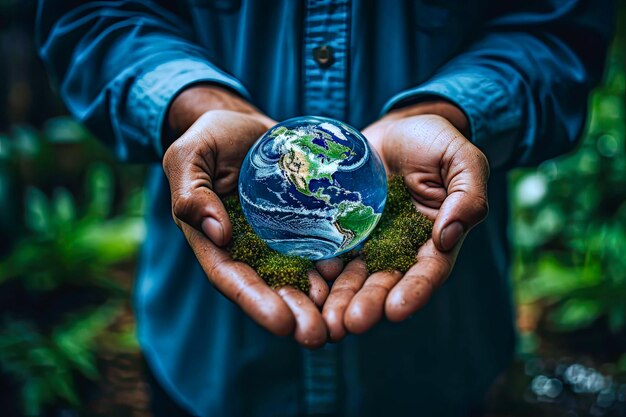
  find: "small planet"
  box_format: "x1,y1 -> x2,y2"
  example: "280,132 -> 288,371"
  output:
238,116 -> 387,260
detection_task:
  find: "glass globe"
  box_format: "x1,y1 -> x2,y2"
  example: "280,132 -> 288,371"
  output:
238,116 -> 387,260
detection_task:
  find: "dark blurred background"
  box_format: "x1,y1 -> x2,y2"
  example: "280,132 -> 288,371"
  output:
0,1 -> 625,416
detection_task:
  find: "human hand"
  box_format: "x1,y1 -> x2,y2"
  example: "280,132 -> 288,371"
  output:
322,101 -> 490,341
162,86 -> 333,348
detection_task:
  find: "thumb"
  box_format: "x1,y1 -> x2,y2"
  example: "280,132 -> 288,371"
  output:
171,187 -> 233,247
163,135 -> 232,247
433,142 -> 489,252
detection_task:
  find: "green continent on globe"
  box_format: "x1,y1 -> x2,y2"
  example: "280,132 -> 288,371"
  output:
274,126 -> 353,196
334,200 -> 379,250
271,125 -> 380,251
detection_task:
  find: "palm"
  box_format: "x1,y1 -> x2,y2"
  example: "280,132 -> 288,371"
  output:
203,113 -> 270,196
390,147 -> 448,222
322,114 -> 489,338
163,111 -> 332,348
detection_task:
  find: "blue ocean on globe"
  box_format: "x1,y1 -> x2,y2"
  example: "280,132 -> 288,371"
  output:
238,116 -> 387,260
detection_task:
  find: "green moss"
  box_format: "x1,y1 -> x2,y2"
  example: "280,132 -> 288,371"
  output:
362,176 -> 433,273
230,231 -> 270,270
379,175 -> 416,223
223,175 -> 432,292
256,253 -> 312,293
224,196 -> 312,292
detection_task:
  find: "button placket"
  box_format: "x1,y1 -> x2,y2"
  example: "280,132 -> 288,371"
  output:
302,0 -> 350,120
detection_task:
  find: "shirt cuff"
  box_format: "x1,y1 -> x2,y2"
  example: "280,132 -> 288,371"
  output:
126,57 -> 251,157
380,68 -> 522,164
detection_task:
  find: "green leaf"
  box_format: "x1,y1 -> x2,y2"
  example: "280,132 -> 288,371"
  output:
22,378 -> 46,417
0,134 -> 11,159
53,302 -> 124,378
43,117 -> 90,144
12,125 -> 41,157
549,299 -> 602,331
24,187 -> 51,234
608,303 -> 626,332
71,217 -> 144,264
86,163 -> 114,219
52,187 -> 76,225
516,257 -> 599,303
50,372 -> 80,405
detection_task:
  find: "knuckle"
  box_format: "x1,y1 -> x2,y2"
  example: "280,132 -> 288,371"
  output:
414,273 -> 437,293
417,254 -> 452,276
205,253 -> 229,284
171,192 -> 195,222
198,109 -> 229,125
163,136 -> 188,165
473,194 -> 489,221
331,286 -> 357,299
461,188 -> 489,223
477,149 -> 489,169
475,150 -> 491,179
366,282 -> 393,293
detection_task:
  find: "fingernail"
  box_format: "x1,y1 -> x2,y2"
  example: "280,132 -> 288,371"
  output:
202,217 -> 224,246
441,221 -> 463,251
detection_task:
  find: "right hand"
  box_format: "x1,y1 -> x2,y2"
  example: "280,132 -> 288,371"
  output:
322,105 -> 489,341
162,86 -> 334,348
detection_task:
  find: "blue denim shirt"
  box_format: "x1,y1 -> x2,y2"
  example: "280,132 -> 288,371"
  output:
37,1 -> 612,415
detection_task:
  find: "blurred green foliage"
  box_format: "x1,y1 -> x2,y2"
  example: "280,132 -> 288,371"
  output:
0,4 -> 624,416
511,6 -> 626,343
0,118 -> 145,415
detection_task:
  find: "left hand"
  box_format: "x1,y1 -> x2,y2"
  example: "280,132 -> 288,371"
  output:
322,102 -> 490,341
163,87 -> 336,348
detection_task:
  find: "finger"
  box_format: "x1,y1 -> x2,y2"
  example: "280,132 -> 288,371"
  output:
322,258 -> 368,342
164,144 -> 232,247
434,140 -> 489,252
315,257 -> 344,281
344,270 -> 402,334
402,173 -> 445,220
181,223 -> 295,336
308,270 -> 330,308
385,238 -> 461,322
201,205 -> 230,247
278,286 -> 327,349
172,182 -> 231,247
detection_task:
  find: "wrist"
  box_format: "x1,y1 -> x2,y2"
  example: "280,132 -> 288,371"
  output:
167,84 -> 259,132
164,84 -> 262,150
385,99 -> 470,138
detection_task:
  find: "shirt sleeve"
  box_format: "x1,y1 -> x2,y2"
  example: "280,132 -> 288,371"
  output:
381,0 -> 614,170
36,0 -> 251,162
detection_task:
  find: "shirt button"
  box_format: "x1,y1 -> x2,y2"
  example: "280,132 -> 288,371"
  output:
313,45 -> 335,68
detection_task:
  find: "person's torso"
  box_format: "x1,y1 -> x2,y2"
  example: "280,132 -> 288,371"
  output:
136,2 -> 515,416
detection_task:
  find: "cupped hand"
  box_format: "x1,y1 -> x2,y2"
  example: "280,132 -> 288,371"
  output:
322,103 -> 490,341
163,87 -> 335,348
